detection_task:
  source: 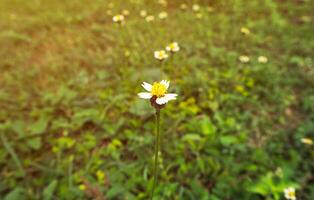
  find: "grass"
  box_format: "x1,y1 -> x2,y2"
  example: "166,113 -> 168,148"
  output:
0,0 -> 313,199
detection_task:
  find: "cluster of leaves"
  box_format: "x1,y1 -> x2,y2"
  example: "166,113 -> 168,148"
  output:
0,0 -> 313,199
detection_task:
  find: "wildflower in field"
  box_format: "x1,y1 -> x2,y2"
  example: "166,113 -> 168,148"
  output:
284,187 -> 296,200
139,81 -> 176,199
158,0 -> 167,7
166,42 -> 180,53
140,10 -> 147,17
239,55 -> 250,63
301,138 -> 313,145
258,56 -> 268,63
241,27 -> 251,35
180,3 -> 187,10
122,9 -> 130,16
145,15 -> 155,22
192,4 -> 201,12
112,14 -> 125,24
138,80 -> 177,107
196,13 -> 203,19
154,50 -> 168,61
158,11 -> 168,19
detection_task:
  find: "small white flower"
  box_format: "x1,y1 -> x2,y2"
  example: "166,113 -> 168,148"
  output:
241,27 -> 251,35
180,4 -> 187,10
158,11 -> 168,19
154,50 -> 168,61
122,9 -> 130,16
239,55 -> 250,63
158,0 -> 167,7
195,13 -> 203,19
140,10 -> 147,17
145,15 -> 155,22
301,138 -> 313,145
138,80 -> 177,106
284,187 -> 296,200
258,56 -> 268,63
192,4 -> 200,12
166,42 -> 180,53
112,14 -> 125,23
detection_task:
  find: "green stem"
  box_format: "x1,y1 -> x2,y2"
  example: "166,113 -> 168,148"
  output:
151,109 -> 160,200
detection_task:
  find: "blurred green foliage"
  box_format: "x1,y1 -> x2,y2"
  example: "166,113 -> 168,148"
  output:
0,0 -> 313,199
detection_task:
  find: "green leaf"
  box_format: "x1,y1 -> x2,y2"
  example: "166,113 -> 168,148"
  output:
43,180 -> 58,200
11,120 -> 25,138
220,135 -> 238,145
200,116 -> 216,135
29,117 -> 48,135
106,185 -> 124,199
27,137 -> 42,150
4,187 -> 25,200
182,134 -> 202,142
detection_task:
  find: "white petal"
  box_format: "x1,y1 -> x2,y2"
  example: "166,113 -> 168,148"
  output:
141,82 -> 152,92
165,93 -> 177,100
156,96 -> 169,105
160,80 -> 170,89
138,92 -> 152,99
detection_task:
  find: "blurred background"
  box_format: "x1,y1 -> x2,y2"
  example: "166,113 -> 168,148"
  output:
0,0 -> 313,199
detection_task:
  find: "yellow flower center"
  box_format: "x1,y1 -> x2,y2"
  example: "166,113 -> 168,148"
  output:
151,82 -> 167,97
169,43 -> 176,49
288,191 -> 295,197
159,51 -> 165,57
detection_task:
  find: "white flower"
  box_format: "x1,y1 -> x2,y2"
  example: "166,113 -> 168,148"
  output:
138,80 -> 177,105
180,4 -> 187,10
301,138 -> 313,145
192,4 -> 200,12
158,0 -> 167,6
195,13 -> 203,19
258,56 -> 268,63
158,11 -> 168,19
241,27 -> 250,35
166,42 -> 180,53
112,14 -> 125,23
145,15 -> 155,22
239,55 -> 250,63
154,50 -> 168,61
122,10 -> 130,16
140,10 -> 147,17
284,187 -> 296,200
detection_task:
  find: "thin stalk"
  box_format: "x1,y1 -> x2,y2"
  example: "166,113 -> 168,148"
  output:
151,109 -> 160,200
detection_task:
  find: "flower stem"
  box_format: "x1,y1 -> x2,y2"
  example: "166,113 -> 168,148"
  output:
151,109 -> 160,200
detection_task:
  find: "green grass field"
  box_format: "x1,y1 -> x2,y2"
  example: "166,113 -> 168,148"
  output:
0,0 -> 313,199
